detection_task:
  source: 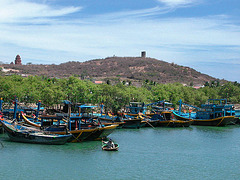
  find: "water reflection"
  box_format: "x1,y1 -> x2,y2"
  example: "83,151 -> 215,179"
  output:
194,125 -> 239,133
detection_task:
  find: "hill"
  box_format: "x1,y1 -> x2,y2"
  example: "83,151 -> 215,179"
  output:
2,56 -> 219,85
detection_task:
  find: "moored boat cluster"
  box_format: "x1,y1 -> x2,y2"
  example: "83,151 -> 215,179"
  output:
0,98 -> 239,145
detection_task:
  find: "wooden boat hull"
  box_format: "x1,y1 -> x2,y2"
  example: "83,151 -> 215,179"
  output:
192,116 -> 235,126
1,120 -> 72,145
48,124 -> 118,142
54,129 -> 97,142
229,117 -> 239,125
6,131 -> 72,145
85,124 -> 118,141
144,120 -> 160,127
102,144 -> 119,151
158,120 -> 193,127
235,117 -> 240,124
147,111 -> 192,127
122,119 -> 142,129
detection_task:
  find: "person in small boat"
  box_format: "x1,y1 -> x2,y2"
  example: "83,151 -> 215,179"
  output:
107,139 -> 115,148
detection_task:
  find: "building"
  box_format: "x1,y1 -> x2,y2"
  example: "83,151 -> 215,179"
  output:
15,55 -> 22,65
94,81 -> 103,84
141,51 -> 146,58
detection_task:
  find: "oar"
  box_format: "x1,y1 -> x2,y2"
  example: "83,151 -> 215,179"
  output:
101,138 -> 106,146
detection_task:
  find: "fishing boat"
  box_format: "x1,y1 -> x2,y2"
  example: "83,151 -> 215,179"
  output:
98,103 -> 144,129
149,113 -> 193,127
102,143 -> 119,151
123,102 -> 151,128
102,139 -> 119,151
97,114 -> 126,128
173,99 -> 235,126
145,100 -> 193,127
21,108 -> 118,142
99,115 -> 144,129
0,119 -> 72,145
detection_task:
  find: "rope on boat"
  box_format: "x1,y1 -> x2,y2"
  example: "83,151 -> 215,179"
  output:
230,121 -> 237,125
146,121 -> 155,128
166,121 -> 171,127
71,131 -> 83,142
216,117 -> 225,127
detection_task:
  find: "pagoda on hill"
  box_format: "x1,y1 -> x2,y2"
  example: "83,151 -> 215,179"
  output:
15,55 -> 22,65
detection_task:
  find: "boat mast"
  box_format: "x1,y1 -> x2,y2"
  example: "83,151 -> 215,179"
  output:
36,100 -> 41,118
13,97 -> 18,120
0,98 -> 3,112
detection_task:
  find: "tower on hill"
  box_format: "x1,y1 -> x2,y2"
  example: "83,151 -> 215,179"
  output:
141,51 -> 146,58
15,55 -> 22,65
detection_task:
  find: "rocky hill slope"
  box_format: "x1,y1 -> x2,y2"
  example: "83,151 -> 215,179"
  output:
2,56 -> 219,85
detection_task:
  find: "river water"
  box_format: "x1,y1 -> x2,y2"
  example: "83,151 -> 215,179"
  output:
1,126 -> 240,180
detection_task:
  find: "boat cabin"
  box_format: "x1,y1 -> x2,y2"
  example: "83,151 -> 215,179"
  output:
68,105 -> 101,130
125,102 -> 147,115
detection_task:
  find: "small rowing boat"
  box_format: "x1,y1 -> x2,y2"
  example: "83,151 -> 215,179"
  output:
102,139 -> 119,151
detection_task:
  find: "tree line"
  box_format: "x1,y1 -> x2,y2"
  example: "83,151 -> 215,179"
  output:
0,75 -> 239,113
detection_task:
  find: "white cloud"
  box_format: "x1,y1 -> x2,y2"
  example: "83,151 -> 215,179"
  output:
93,6 -> 171,22
1,15 -> 240,63
0,0 -> 81,23
157,0 -> 198,7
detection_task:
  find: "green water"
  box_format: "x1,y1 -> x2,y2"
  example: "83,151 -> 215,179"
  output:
1,126 -> 240,180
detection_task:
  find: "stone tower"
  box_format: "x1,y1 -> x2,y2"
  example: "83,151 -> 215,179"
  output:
15,55 -> 22,65
141,51 -> 146,58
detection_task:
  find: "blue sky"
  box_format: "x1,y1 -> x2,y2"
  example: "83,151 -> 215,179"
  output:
0,0 -> 240,82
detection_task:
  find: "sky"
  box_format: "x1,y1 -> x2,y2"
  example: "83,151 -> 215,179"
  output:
0,0 -> 240,82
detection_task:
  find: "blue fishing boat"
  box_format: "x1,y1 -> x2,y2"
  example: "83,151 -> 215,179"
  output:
143,100 -> 193,127
97,103 -> 144,129
0,119 -> 72,145
235,110 -> 240,124
96,114 -> 126,129
21,104 -> 118,142
173,99 -> 235,126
